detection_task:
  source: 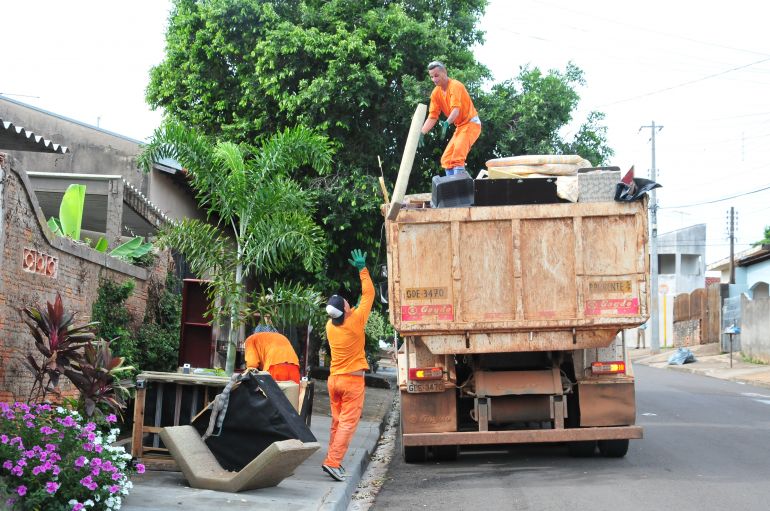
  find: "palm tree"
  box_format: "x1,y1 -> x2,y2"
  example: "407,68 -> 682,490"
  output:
138,121 -> 332,374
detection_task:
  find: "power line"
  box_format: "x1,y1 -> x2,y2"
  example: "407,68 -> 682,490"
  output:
599,57 -> 770,107
661,183 -> 770,209
530,0 -> 770,58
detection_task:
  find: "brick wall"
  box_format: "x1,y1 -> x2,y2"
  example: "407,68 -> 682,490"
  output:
0,155 -> 170,402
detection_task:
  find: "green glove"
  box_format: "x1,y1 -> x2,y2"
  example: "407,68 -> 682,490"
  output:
348,249 -> 367,271
439,120 -> 450,139
418,132 -> 425,148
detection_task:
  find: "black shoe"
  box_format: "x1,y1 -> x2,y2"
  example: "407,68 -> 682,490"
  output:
322,464 -> 345,481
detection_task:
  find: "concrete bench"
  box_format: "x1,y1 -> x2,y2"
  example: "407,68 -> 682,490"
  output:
160,425 -> 320,492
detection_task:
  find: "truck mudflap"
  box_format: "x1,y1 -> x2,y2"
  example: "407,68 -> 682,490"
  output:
401,425 -> 643,447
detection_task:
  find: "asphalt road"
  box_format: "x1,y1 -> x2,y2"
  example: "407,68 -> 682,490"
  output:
373,364 -> 770,511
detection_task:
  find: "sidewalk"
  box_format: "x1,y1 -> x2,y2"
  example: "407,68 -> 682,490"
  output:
629,342 -> 770,389
122,366 -> 398,511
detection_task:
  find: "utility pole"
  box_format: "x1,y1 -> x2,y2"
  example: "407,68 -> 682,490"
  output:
640,121 -> 663,353
728,206 -> 735,284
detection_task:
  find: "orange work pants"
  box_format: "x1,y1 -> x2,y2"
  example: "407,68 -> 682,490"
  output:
268,363 -> 301,384
323,374 -> 365,468
441,121 -> 481,169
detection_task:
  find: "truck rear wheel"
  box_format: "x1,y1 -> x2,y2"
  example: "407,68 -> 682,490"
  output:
400,414 -> 427,463
567,440 -> 597,457
598,439 -> 629,458
432,445 -> 459,462
403,445 -> 427,463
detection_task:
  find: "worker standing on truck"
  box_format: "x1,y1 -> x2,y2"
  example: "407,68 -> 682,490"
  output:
419,60 -> 482,176
243,324 -> 301,383
321,249 -> 374,482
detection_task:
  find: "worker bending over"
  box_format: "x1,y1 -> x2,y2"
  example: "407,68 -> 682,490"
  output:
321,249 -> 374,482
244,325 -> 301,384
420,60 -> 481,176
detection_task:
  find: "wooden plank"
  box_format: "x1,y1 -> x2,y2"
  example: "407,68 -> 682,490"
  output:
131,387 -> 146,459
387,103 -> 427,220
173,383 -> 183,426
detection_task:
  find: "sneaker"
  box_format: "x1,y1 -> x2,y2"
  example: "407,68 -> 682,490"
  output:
322,464 -> 345,481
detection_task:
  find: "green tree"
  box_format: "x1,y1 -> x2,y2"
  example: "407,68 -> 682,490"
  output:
147,0 -> 488,293
146,0 -> 611,294
91,279 -> 137,365
753,226 -> 770,246
138,121 -> 333,374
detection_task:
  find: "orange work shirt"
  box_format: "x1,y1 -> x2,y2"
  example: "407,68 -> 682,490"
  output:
244,332 -> 299,372
326,268 -> 375,376
428,78 -> 478,127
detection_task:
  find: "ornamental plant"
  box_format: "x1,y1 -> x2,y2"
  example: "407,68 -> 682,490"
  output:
0,402 -> 144,510
23,293 -> 134,420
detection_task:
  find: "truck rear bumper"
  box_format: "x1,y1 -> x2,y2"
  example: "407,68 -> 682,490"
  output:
401,426 -> 643,447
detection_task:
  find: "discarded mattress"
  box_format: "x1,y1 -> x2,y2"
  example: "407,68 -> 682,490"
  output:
160,425 -> 319,492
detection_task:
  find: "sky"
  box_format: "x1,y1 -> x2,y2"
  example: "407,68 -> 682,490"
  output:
3,0 -> 770,265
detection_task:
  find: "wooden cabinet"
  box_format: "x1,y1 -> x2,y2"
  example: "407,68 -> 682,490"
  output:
178,279 -> 214,368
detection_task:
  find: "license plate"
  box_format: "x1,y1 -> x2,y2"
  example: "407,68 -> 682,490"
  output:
406,381 -> 445,393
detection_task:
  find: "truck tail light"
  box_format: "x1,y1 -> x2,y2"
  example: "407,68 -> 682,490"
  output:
408,367 -> 443,380
591,361 -> 626,375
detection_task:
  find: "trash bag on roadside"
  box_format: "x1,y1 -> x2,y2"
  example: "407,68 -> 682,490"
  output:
668,347 -> 697,365
614,177 -> 661,201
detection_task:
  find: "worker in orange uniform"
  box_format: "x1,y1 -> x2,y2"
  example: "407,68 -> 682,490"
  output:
419,60 -> 482,176
243,324 -> 301,384
321,249 -> 374,482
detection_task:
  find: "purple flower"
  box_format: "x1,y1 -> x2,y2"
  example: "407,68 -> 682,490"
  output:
24,450 -> 36,458
136,463 -> 146,474
82,443 -> 94,452
111,472 -> 122,481
58,415 -> 76,427
3,460 -> 13,470
16,459 -> 26,467
46,481 -> 59,494
84,422 -> 96,432
109,485 -> 120,494
106,414 -> 117,423
73,503 -> 85,511
0,435 -> 8,444
94,445 -> 103,453
11,466 -> 23,476
45,443 -> 57,452
91,458 -> 102,467
52,465 -> 61,476
16,485 -> 26,496
74,456 -> 88,468
32,466 -> 43,476
91,467 -> 101,476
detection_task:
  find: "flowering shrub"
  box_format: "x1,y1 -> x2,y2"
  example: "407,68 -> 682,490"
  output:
0,402 -> 144,510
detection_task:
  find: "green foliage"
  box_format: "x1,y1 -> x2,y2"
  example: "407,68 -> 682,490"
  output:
138,121 -> 332,373
91,280 -> 137,365
109,236 -> 154,263
147,0 -> 489,294
93,236 -> 109,252
364,308 -> 394,355
752,225 -> 770,247
59,184 -> 86,240
134,273 -> 183,373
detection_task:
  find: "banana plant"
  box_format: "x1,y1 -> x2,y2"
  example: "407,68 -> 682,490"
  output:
109,236 -> 154,263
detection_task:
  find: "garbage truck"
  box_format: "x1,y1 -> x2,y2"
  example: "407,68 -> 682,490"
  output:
384,194 -> 648,462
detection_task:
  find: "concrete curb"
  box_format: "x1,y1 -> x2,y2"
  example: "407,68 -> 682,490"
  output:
631,346 -> 770,390
318,393 -> 398,511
